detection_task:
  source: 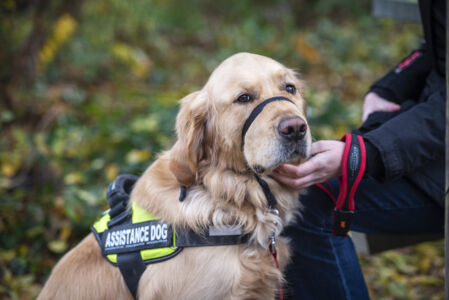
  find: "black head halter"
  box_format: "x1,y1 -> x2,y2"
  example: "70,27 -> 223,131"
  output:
241,96 -> 295,209
241,96 -> 294,147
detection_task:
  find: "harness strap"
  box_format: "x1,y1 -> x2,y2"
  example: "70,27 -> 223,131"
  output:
254,174 -> 277,208
332,133 -> 366,236
241,96 -> 294,147
176,227 -> 250,247
117,252 -> 147,299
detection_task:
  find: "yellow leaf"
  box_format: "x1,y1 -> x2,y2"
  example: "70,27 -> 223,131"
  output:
126,149 -> 151,164
54,14 -> 77,44
1,162 -> 16,176
105,164 -> 119,182
0,250 -> 15,262
64,172 -> 82,184
38,14 -> 78,71
48,240 -> 68,253
59,223 -> 72,241
35,133 -> 51,156
111,42 -> 152,78
131,116 -> 159,132
78,190 -> 98,205
19,245 -> 28,257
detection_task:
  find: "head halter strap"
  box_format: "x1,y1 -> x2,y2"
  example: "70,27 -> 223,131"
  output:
240,96 -> 295,209
241,96 -> 294,147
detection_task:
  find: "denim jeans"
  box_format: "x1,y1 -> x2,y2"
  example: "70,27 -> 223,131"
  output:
284,177 -> 444,300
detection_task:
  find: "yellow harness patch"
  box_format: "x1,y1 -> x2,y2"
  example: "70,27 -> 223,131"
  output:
92,202 -> 181,265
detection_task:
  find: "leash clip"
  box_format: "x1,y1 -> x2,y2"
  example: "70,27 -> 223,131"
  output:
270,207 -> 279,216
268,207 -> 279,255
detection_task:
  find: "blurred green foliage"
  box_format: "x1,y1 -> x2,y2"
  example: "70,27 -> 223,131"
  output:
360,240 -> 445,300
0,0 -> 442,299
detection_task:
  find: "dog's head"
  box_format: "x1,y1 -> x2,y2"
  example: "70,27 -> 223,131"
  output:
169,53 -> 311,186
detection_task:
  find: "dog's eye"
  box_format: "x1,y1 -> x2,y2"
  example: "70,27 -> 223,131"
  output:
235,94 -> 254,104
285,84 -> 296,95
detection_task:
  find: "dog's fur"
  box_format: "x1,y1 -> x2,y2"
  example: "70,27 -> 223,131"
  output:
38,53 -> 311,299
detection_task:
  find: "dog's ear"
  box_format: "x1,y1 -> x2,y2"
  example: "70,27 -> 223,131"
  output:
169,91 -> 209,186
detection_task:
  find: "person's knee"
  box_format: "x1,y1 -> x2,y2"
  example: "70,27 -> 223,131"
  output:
294,186 -> 335,231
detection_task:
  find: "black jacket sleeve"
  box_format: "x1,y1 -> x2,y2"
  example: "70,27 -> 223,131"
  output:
362,80 -> 445,181
363,140 -> 384,179
369,42 -> 432,104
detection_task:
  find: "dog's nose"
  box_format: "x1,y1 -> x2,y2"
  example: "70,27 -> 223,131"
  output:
278,117 -> 307,141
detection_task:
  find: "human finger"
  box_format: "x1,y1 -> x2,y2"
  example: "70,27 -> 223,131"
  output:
310,141 -> 329,155
273,164 -> 301,177
380,101 -> 401,111
270,171 -> 316,189
293,160 -> 320,178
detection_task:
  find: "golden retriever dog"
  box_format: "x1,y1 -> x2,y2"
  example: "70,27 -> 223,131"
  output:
38,52 -> 311,299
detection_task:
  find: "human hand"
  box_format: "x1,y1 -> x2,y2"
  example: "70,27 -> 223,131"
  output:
271,140 -> 345,190
362,92 -> 401,122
